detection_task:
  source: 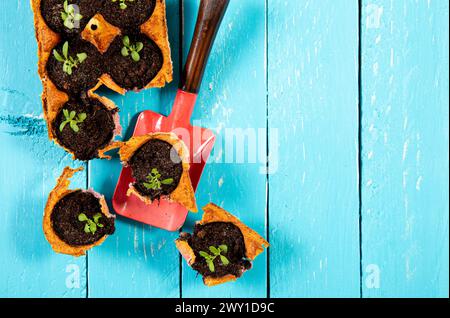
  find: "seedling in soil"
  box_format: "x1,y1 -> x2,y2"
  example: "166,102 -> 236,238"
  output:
112,0 -> 135,10
53,41 -> 88,75
61,0 -> 83,29
143,168 -> 174,190
199,245 -> 230,273
59,109 -> 87,133
121,35 -> 144,62
78,213 -> 104,235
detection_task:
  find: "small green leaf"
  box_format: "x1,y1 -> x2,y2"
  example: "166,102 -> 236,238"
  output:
63,109 -> 69,118
131,51 -> 140,62
143,182 -> 153,190
220,255 -> 230,266
219,245 -> 228,253
121,47 -> 129,57
59,121 -> 68,132
63,62 -> 72,75
77,53 -> 87,63
161,178 -> 174,185
53,50 -> 65,62
84,223 -> 91,233
207,260 -> 215,272
78,213 -> 88,221
93,213 -> 102,223
120,2 -> 127,10
70,121 -> 79,132
62,42 -> 69,59
123,36 -> 130,47
63,0 -> 68,12
135,42 -> 144,52
199,251 -> 210,258
209,246 -> 220,255
64,18 -> 74,29
74,13 -> 83,20
89,222 -> 97,234
61,12 -> 68,20
67,4 -> 75,14
77,113 -> 87,122
151,168 -> 158,174
69,111 -> 76,119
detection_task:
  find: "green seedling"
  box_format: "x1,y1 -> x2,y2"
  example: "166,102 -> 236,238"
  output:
59,109 -> 87,133
61,0 -> 83,29
143,168 -> 174,191
78,213 -> 104,235
53,41 -> 87,75
112,0 -> 135,10
121,35 -> 144,62
199,245 -> 230,273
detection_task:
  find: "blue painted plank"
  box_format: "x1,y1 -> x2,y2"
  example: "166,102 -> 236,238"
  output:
0,0 -> 87,298
181,0 -> 268,298
361,0 -> 449,298
268,0 -> 361,297
87,0 -> 181,298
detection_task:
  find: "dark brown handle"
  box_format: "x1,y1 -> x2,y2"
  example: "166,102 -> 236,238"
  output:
181,0 -> 230,93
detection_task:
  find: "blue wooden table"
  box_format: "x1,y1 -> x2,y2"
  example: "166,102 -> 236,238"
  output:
0,0 -> 448,298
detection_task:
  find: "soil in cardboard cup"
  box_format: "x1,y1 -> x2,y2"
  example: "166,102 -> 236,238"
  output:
104,34 -> 163,90
184,222 -> 252,279
100,0 -> 156,31
52,95 -> 117,161
51,190 -> 115,246
40,0 -> 103,37
129,139 -> 183,201
46,39 -> 104,94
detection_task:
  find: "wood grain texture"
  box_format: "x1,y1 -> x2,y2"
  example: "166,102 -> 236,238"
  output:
180,0 -> 268,298
86,0 -> 182,298
268,0 -> 361,297
0,0 -> 87,298
361,0 -> 449,298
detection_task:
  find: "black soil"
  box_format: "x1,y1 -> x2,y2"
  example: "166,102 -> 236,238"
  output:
100,0 -> 156,31
183,222 -> 252,279
104,34 -> 163,90
46,39 -> 104,94
129,139 -> 183,201
52,95 -> 117,161
40,0 -> 103,37
51,190 -> 115,246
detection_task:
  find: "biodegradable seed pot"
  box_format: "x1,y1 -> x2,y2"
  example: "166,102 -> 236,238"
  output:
52,96 -> 118,161
176,203 -> 269,286
44,167 -> 115,257
51,190 -> 115,246
114,132 -> 198,212
105,34 -> 163,90
100,0 -> 157,31
46,40 -> 104,94
40,0 -> 102,37
128,139 -> 183,201
185,222 -> 252,279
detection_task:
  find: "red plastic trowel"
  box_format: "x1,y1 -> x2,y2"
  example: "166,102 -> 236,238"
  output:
112,0 -> 230,231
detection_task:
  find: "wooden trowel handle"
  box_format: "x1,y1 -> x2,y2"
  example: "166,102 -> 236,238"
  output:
181,0 -> 230,93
